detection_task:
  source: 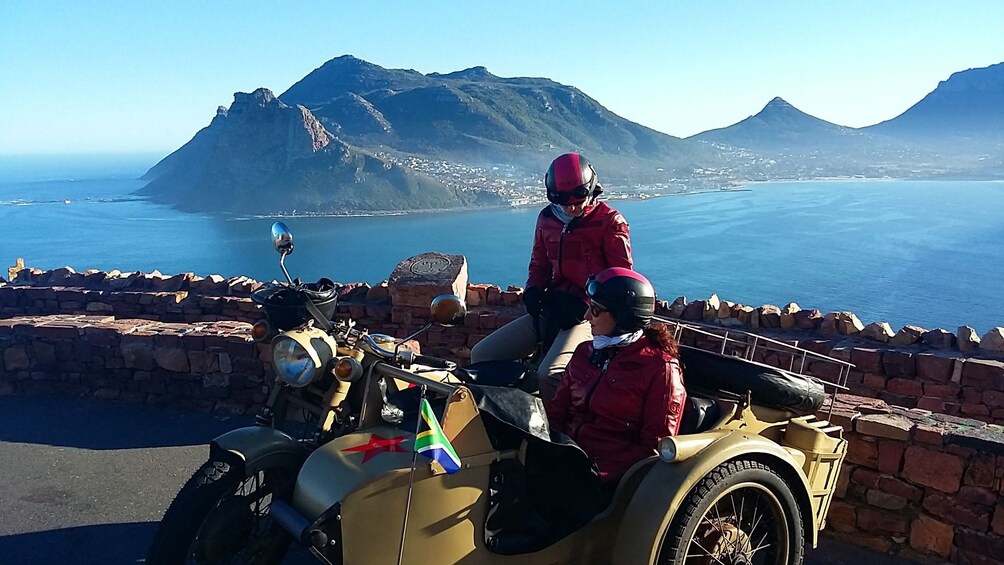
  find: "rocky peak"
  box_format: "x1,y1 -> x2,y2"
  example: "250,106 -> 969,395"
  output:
756,97 -> 797,116
317,54 -> 378,73
749,96 -> 835,127
223,88 -> 331,150
937,62 -> 1004,93
281,54 -> 430,107
429,66 -> 498,81
203,88 -> 333,165
231,88 -> 282,113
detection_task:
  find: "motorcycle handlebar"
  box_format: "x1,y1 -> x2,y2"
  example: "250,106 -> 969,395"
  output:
375,363 -> 457,397
413,355 -> 455,370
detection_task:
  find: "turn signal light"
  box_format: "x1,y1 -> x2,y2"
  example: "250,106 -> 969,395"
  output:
251,320 -> 272,343
658,437 -> 678,462
333,357 -> 363,382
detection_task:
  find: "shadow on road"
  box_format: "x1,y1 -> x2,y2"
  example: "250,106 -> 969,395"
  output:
0,394 -> 251,450
0,521 -> 317,565
0,521 -> 153,565
0,394 -> 908,565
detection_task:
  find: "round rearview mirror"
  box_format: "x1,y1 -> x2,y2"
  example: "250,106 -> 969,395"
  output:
430,294 -> 466,327
271,222 -> 294,256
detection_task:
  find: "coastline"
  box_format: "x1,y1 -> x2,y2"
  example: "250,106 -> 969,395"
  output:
219,175 -> 1002,220
229,186 -> 753,220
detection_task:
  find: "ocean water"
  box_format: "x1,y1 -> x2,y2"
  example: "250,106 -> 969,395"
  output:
2,155 -> 1002,334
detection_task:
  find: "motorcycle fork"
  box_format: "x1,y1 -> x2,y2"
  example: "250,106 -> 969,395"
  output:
255,380 -> 290,429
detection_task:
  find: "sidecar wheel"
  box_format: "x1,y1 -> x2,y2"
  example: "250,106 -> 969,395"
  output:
146,457 -> 294,565
657,459 -> 804,565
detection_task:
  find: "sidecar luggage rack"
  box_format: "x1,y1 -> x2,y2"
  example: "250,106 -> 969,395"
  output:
652,315 -> 854,393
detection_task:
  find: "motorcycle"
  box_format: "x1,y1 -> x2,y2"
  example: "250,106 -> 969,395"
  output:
147,222 -> 849,565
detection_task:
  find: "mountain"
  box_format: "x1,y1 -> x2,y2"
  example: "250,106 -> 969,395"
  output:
280,55 -> 720,179
689,97 -> 876,153
687,97 -> 929,179
869,63 -> 1004,143
865,62 -> 1004,177
141,56 -> 1004,215
140,55 -> 726,214
138,88 -> 481,214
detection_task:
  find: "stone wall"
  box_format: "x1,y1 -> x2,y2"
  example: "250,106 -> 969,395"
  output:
4,265 -> 1004,425
0,314 -> 266,414
3,263 -> 1004,562
822,395 -> 1004,564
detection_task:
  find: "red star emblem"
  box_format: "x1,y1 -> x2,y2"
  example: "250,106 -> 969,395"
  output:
341,434 -> 409,463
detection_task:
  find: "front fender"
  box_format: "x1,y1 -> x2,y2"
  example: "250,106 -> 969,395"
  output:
611,430 -> 816,565
210,426 -> 305,474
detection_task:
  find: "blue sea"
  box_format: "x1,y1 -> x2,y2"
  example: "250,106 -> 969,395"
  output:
2,154 -> 1002,334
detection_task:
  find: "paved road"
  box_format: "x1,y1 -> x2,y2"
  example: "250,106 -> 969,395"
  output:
0,394 -> 906,564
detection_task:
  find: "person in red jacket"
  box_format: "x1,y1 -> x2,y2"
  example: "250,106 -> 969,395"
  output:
471,153 -> 633,403
547,267 -> 686,485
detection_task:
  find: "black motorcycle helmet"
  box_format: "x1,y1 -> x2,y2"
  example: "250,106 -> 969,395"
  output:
585,267 -> 656,333
545,152 -> 602,206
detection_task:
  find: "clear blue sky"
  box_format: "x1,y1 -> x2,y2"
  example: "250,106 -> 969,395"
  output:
2,1 -> 1002,155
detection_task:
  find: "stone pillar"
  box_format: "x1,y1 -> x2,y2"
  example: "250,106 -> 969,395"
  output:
7,257 -> 24,282
388,253 -> 469,308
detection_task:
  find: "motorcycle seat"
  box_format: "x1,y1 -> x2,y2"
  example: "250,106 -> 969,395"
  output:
678,396 -> 722,435
458,361 -> 535,391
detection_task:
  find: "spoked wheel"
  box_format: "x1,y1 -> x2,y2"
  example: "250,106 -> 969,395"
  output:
658,459 -> 804,565
147,458 -> 296,565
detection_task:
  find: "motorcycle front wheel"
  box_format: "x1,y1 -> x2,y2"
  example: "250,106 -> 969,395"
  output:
657,459 -> 805,565
146,457 -> 295,565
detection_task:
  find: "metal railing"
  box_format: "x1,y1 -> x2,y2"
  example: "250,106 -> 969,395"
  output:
653,315 -> 855,394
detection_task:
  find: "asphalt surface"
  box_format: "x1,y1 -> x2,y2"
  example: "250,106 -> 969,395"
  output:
0,394 -> 907,564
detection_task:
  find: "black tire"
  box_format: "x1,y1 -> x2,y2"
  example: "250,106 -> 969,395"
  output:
679,347 -> 825,412
146,457 -> 294,565
658,459 -> 805,565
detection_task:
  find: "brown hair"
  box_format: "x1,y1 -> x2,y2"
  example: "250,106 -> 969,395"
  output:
643,322 -> 679,358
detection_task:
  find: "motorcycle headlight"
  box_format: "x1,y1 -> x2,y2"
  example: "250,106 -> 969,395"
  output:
271,326 -> 337,387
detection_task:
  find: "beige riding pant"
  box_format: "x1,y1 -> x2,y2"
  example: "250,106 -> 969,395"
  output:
470,314 -> 593,404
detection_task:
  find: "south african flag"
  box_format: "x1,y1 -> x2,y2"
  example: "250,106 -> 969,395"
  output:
414,398 -> 461,474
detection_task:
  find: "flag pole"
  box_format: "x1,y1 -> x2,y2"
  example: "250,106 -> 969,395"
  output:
397,384 -> 427,565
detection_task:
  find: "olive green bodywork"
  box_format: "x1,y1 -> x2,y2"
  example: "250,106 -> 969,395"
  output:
211,426 -> 304,472
286,378 -> 846,564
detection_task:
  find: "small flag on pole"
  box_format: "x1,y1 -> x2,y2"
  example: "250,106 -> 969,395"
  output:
414,398 -> 461,474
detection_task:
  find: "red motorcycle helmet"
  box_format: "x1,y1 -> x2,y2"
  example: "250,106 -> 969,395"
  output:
586,267 -> 657,333
545,152 -> 601,205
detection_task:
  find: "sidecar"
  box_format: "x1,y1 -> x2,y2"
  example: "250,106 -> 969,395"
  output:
251,322 -> 848,565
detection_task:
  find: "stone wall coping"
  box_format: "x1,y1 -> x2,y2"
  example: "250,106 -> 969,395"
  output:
823,393 -> 1004,454
5,265 -> 1003,359
0,314 -> 253,337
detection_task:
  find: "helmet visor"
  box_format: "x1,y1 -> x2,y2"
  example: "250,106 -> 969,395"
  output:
550,184 -> 591,205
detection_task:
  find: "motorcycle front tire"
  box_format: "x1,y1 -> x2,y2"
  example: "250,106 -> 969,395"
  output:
146,456 -> 294,565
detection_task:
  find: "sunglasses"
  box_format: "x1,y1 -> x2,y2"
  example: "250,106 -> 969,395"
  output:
589,302 -> 608,317
549,185 -> 591,205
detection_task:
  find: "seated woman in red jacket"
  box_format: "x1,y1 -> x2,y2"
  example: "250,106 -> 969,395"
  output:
546,267 -> 686,485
